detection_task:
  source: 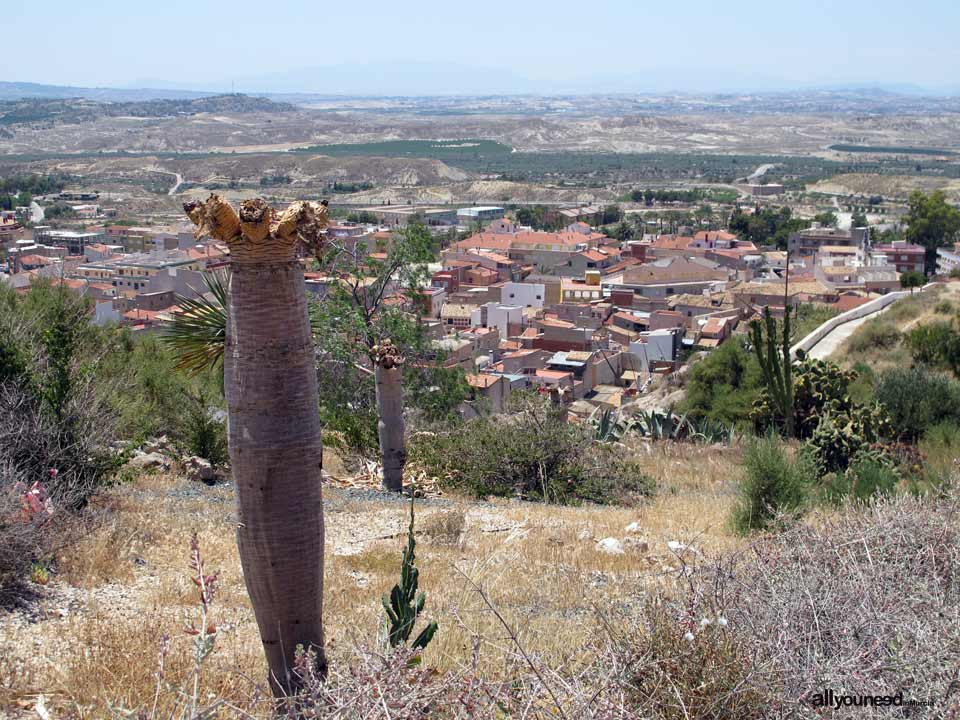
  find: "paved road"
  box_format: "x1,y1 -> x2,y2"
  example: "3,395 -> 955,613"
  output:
167,172 -> 183,196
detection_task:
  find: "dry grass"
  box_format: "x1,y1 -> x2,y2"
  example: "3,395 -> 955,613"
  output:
834,285 -> 954,370
0,442 -> 743,717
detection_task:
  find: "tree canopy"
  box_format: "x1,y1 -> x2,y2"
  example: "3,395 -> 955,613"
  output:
902,190 -> 960,272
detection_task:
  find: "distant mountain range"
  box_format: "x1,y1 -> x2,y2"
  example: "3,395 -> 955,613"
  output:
2,74 -> 959,103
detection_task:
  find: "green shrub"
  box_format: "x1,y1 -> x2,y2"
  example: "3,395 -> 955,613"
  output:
920,421 -> 960,477
847,362 -> 876,406
875,367 -> 960,442
409,393 -> 655,505
935,300 -> 954,314
821,451 -> 900,506
907,321 -> 955,366
731,437 -> 815,534
845,318 -> 901,355
680,339 -> 761,427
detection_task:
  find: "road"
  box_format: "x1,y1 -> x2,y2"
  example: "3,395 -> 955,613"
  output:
29,201 -> 44,223
747,163 -> 777,182
167,172 -> 183,196
832,195 -> 852,230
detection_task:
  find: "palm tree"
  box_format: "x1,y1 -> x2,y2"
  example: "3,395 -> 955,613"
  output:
164,271 -> 228,375
181,195 -> 328,695
372,340 -> 405,491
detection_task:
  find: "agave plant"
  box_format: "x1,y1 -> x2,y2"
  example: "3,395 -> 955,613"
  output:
164,271 -> 228,375
633,409 -> 692,441
590,407 -> 633,443
686,416 -> 736,445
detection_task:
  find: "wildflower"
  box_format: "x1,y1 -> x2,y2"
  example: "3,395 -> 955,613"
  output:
683,631 -> 695,642
700,617 -> 712,628
717,616 -> 728,627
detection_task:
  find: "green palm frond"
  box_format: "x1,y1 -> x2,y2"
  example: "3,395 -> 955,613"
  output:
163,271 -> 228,375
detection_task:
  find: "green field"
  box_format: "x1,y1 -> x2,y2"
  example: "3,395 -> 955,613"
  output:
830,144 -> 957,156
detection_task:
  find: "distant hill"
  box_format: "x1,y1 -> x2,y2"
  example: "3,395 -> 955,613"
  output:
0,94 -> 297,126
0,82 -> 215,102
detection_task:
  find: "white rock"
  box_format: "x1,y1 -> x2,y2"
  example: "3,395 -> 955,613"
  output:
625,521 -> 643,534
596,537 -> 624,555
576,529 -> 593,541
666,540 -> 686,553
127,452 -> 169,471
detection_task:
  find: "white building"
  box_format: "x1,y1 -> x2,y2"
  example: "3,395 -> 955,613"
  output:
938,246 -> 960,275
457,206 -> 505,226
502,281 -> 545,308
470,302 -> 523,338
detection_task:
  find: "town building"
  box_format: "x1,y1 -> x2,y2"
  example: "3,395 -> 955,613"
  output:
873,240 -> 925,274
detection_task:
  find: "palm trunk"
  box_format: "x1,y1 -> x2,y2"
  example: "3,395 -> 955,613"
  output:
374,340 -> 406,492
184,196 -> 328,696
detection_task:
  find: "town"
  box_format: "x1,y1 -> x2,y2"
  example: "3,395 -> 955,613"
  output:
0,187 -> 947,419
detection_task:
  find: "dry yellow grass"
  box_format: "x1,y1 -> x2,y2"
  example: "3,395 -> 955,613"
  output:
0,443 -> 744,717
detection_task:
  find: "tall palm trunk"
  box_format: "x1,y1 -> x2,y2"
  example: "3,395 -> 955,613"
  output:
373,340 -> 406,491
184,195 -> 328,696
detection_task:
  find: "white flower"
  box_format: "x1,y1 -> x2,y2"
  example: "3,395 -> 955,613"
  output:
683,631 -> 695,642
700,617 -> 712,628
716,616 -> 728,627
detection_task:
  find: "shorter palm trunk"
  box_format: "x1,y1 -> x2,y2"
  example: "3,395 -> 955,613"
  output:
374,341 -> 406,492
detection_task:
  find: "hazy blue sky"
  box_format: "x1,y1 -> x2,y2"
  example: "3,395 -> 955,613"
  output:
5,0 -> 959,93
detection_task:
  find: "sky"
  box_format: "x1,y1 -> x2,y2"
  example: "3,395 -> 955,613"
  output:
4,0 -> 959,94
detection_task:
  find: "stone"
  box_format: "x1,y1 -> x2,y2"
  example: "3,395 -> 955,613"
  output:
127,452 -> 169,471
623,536 -> 650,554
184,456 -> 216,484
596,537 -> 624,555
625,521 -> 643,534
576,529 -> 593,541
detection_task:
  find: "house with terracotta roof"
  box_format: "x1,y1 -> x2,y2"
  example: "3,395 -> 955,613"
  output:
466,373 -> 510,412
697,316 -> 732,348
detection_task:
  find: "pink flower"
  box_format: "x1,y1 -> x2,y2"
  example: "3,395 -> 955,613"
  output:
20,482 -> 53,520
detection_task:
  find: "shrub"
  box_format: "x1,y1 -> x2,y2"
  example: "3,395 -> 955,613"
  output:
907,321 -> 955,366
409,393 -> 655,505
820,451 -> 900,506
935,299 -> 954,314
875,366 -> 960,442
720,492 -> 960,712
731,436 -> 814,534
680,339 -> 762,427
845,318 -> 901,355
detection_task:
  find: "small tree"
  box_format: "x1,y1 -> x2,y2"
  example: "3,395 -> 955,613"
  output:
900,270 -> 925,294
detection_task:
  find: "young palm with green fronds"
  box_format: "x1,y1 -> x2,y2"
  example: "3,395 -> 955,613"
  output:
164,271 -> 228,376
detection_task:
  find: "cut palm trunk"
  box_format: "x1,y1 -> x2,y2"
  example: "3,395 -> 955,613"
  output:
373,340 -> 406,492
184,195 -> 328,696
